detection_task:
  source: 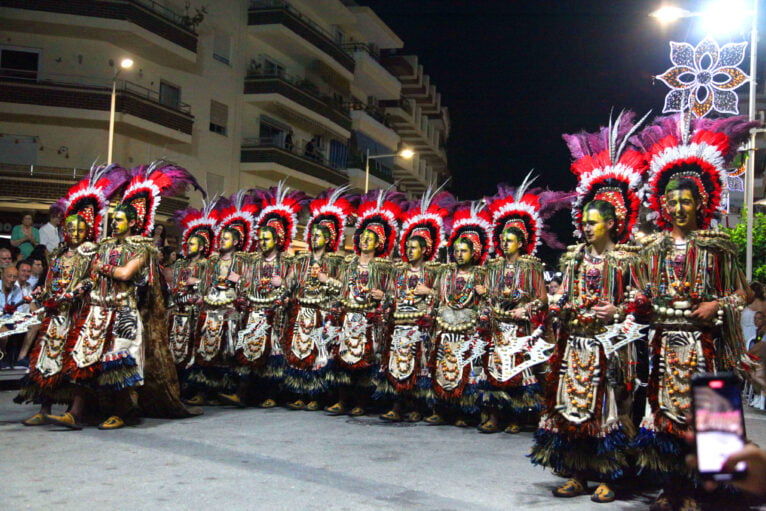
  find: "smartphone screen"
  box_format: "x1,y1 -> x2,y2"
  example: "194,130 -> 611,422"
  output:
692,373 -> 747,480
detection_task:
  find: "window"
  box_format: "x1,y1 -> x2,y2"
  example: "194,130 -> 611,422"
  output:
0,47 -> 39,80
159,81 -> 181,110
209,100 -> 228,136
212,30 -> 231,65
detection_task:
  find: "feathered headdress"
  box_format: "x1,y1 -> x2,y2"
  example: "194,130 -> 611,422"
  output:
487,172 -> 543,256
354,188 -> 405,258
121,160 -> 204,237
398,184 -> 453,262
564,110 -> 650,243
63,162 -> 130,242
304,186 -> 355,253
214,190 -> 259,252
254,180 -> 309,252
630,114 -> 758,230
175,196 -> 220,258
447,201 -> 493,265
486,173 -> 575,256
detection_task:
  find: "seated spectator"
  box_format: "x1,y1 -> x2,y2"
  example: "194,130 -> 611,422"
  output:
0,264 -> 20,369
11,212 -> 39,259
0,248 -> 11,267
38,205 -> 63,254
27,256 -> 46,291
13,259 -> 39,369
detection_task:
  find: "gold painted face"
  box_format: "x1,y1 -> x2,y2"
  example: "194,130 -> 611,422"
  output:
406,238 -> 424,263
187,236 -> 202,257
111,211 -> 131,237
360,229 -> 378,254
260,229 -> 276,253
311,226 -> 327,250
501,230 -> 521,257
453,240 -> 473,266
65,217 -> 88,246
582,208 -> 613,245
665,189 -> 698,231
221,230 -> 237,252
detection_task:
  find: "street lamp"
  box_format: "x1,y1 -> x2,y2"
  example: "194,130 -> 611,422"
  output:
650,1 -> 759,280
107,58 -> 134,163
364,147 -> 415,193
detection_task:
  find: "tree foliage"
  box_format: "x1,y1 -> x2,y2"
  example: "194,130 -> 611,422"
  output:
723,211 -> 766,282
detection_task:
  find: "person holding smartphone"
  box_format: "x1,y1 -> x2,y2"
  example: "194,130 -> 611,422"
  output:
631,115 -> 756,511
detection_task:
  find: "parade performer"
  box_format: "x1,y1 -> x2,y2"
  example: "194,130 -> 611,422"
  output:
479,173 -> 556,434
426,201 -> 492,427
48,160 -> 203,429
325,189 -> 403,417
376,186 -> 450,422
223,182 -> 307,408
283,187 -> 352,411
168,199 -> 217,387
530,112 -> 649,503
18,165 -> 126,424
631,115 -> 755,511
187,192 -> 256,406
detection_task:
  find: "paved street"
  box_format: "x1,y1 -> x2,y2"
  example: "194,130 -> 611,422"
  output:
2,390 -> 766,511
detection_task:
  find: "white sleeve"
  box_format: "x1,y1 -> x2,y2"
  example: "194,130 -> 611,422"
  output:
39,224 -> 59,252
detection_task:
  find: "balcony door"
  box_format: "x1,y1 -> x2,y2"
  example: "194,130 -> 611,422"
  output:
159,81 -> 181,110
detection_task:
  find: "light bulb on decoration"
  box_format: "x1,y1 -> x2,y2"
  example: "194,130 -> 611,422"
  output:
649,5 -> 693,24
399,148 -> 415,159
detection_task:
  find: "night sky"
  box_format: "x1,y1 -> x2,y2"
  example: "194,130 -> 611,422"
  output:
359,0 -> 752,264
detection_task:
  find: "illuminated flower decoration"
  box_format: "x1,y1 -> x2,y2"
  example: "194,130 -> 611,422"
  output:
657,36 -> 749,118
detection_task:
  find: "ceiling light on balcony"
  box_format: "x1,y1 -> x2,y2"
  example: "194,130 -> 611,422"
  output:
120,58 -> 134,69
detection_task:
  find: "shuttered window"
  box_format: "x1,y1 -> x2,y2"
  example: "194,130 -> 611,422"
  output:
210,100 -> 228,136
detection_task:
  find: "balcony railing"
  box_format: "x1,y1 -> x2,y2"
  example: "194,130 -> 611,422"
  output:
379,98 -> 413,115
241,137 -> 347,186
0,163 -> 89,181
247,0 -> 354,72
244,70 -> 351,131
348,100 -> 389,127
342,42 -> 381,63
1,0 -> 198,52
0,69 -> 194,135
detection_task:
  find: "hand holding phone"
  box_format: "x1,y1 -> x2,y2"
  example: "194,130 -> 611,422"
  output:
691,372 -> 748,481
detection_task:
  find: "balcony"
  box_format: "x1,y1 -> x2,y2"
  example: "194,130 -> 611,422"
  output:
0,163 -> 187,215
343,43 -> 400,101
349,102 -> 399,150
380,98 -> 447,169
0,70 -> 194,144
241,137 -> 347,192
247,0 -> 354,78
0,0 -> 198,70
244,70 -> 351,138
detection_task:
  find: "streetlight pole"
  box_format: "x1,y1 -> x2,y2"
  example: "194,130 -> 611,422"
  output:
745,0 -> 758,281
364,147 -> 415,193
107,58 -> 133,163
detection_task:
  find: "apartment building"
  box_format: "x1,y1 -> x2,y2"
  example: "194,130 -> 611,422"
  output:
0,0 -> 450,229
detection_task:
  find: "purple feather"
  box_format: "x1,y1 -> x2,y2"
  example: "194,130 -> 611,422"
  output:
156,163 -> 205,198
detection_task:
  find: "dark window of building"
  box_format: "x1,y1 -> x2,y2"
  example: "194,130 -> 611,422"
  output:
0,48 -> 39,80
